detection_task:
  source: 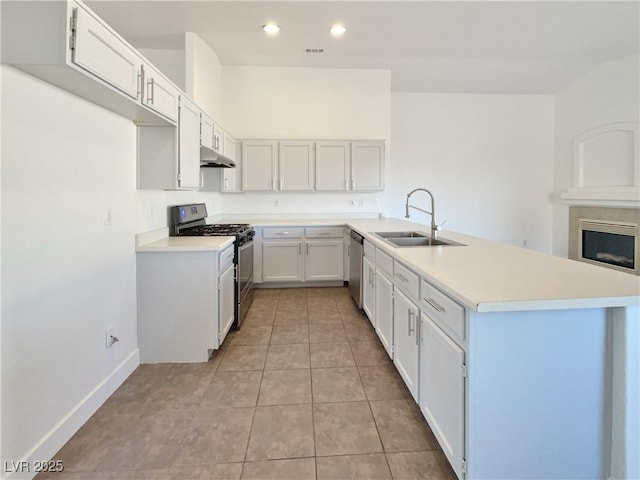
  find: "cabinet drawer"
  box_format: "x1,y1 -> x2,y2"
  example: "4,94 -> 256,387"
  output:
219,245 -> 235,272
420,280 -> 465,341
263,227 -> 304,239
364,239 -> 376,259
393,261 -> 419,299
376,249 -> 393,277
305,226 -> 343,238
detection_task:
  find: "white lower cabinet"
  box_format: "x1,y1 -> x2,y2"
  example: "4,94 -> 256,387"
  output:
420,316 -> 466,479
305,240 -> 344,281
362,256 -> 376,324
136,245 -> 234,363
218,261 -> 235,344
375,270 -> 393,357
259,226 -> 345,284
393,287 -> 420,400
262,242 -> 304,282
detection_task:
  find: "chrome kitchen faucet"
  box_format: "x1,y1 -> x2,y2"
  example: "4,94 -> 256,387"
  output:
405,187 -> 444,244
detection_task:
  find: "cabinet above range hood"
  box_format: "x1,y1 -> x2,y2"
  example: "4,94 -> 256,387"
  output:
200,146 -> 236,168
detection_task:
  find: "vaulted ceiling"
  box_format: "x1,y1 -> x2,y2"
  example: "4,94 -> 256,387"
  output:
88,1 -> 639,94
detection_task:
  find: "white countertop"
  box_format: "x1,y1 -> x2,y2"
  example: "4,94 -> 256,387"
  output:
137,218 -> 639,311
135,228 -> 234,252
245,216 -> 640,312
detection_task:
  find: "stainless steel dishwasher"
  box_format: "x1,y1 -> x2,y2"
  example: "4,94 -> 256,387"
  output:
348,230 -> 364,308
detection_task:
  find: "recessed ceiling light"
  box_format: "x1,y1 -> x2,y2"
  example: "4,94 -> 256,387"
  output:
330,25 -> 346,36
263,24 -> 280,35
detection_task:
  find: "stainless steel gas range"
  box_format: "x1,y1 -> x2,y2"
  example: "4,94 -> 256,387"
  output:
169,204 -> 255,328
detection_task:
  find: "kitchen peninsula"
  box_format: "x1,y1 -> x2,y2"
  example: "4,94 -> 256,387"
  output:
137,217 -> 639,479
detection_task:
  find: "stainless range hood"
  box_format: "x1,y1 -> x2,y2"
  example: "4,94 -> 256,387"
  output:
200,145 -> 236,168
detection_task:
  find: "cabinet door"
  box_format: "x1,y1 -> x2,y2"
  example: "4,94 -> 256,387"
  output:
177,96 -> 201,190
242,141 -> 277,191
420,317 -> 465,480
351,141 -> 385,191
375,270 -> 394,358
213,124 -> 224,153
362,256 -> 376,325
263,242 -> 303,282
315,141 -> 350,191
222,133 -> 240,192
219,264 -> 235,346
72,6 -> 142,100
305,241 -> 344,281
142,64 -> 179,122
200,113 -> 214,149
279,141 -> 314,191
393,288 -> 420,400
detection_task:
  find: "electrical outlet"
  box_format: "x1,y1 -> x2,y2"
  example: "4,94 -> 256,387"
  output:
358,199 -> 364,207
274,199 -> 279,207
104,208 -> 112,225
105,327 -> 119,348
350,199 -> 355,207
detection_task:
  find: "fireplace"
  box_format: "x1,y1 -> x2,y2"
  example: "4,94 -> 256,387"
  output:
569,207 -> 640,276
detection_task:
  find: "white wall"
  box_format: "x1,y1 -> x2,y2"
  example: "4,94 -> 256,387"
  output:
185,32 -> 222,120
0,66 -> 220,474
552,55 -> 640,256
390,93 -> 555,252
220,66 -> 391,216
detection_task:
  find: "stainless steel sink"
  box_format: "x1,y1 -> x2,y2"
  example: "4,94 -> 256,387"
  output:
372,232 -> 465,248
373,231 -> 428,239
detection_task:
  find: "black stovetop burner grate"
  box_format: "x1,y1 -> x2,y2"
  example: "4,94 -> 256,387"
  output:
178,224 -> 251,236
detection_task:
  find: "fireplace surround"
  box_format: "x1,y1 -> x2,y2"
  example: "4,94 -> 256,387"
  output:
569,206 -> 640,275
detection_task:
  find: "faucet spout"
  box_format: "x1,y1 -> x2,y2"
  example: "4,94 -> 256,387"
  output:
404,187 -> 439,242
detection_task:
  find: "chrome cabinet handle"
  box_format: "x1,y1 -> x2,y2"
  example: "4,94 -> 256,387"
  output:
276,232 -> 289,235
423,297 -> 445,313
415,316 -> 420,345
137,70 -> 143,99
395,273 -> 408,283
344,179 -> 348,190
350,179 -> 355,190
408,309 -> 415,336
280,178 -> 283,190
223,177 -> 228,191
306,243 -> 309,255
298,243 -> 302,254
147,78 -> 155,104
272,180 -> 276,190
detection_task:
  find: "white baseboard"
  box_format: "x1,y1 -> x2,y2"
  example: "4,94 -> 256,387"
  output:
4,349 -> 140,480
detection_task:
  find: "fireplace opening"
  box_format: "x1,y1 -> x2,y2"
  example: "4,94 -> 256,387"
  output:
582,230 -> 635,269
578,219 -> 638,274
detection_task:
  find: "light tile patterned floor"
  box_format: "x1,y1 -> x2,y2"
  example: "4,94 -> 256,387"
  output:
38,287 -> 456,480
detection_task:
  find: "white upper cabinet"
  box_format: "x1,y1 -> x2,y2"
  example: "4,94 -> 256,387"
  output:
279,141 -> 315,191
2,1 -> 176,125
351,141 -> 385,191
71,5 -> 141,101
238,139 -> 386,193
213,124 -> 225,153
177,96 -> 201,190
315,141 -> 351,191
141,63 -> 179,122
200,113 -> 214,150
242,141 -> 277,191
222,133 -> 240,192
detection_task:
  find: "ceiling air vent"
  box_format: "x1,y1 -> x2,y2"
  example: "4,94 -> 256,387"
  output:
305,48 -> 324,53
